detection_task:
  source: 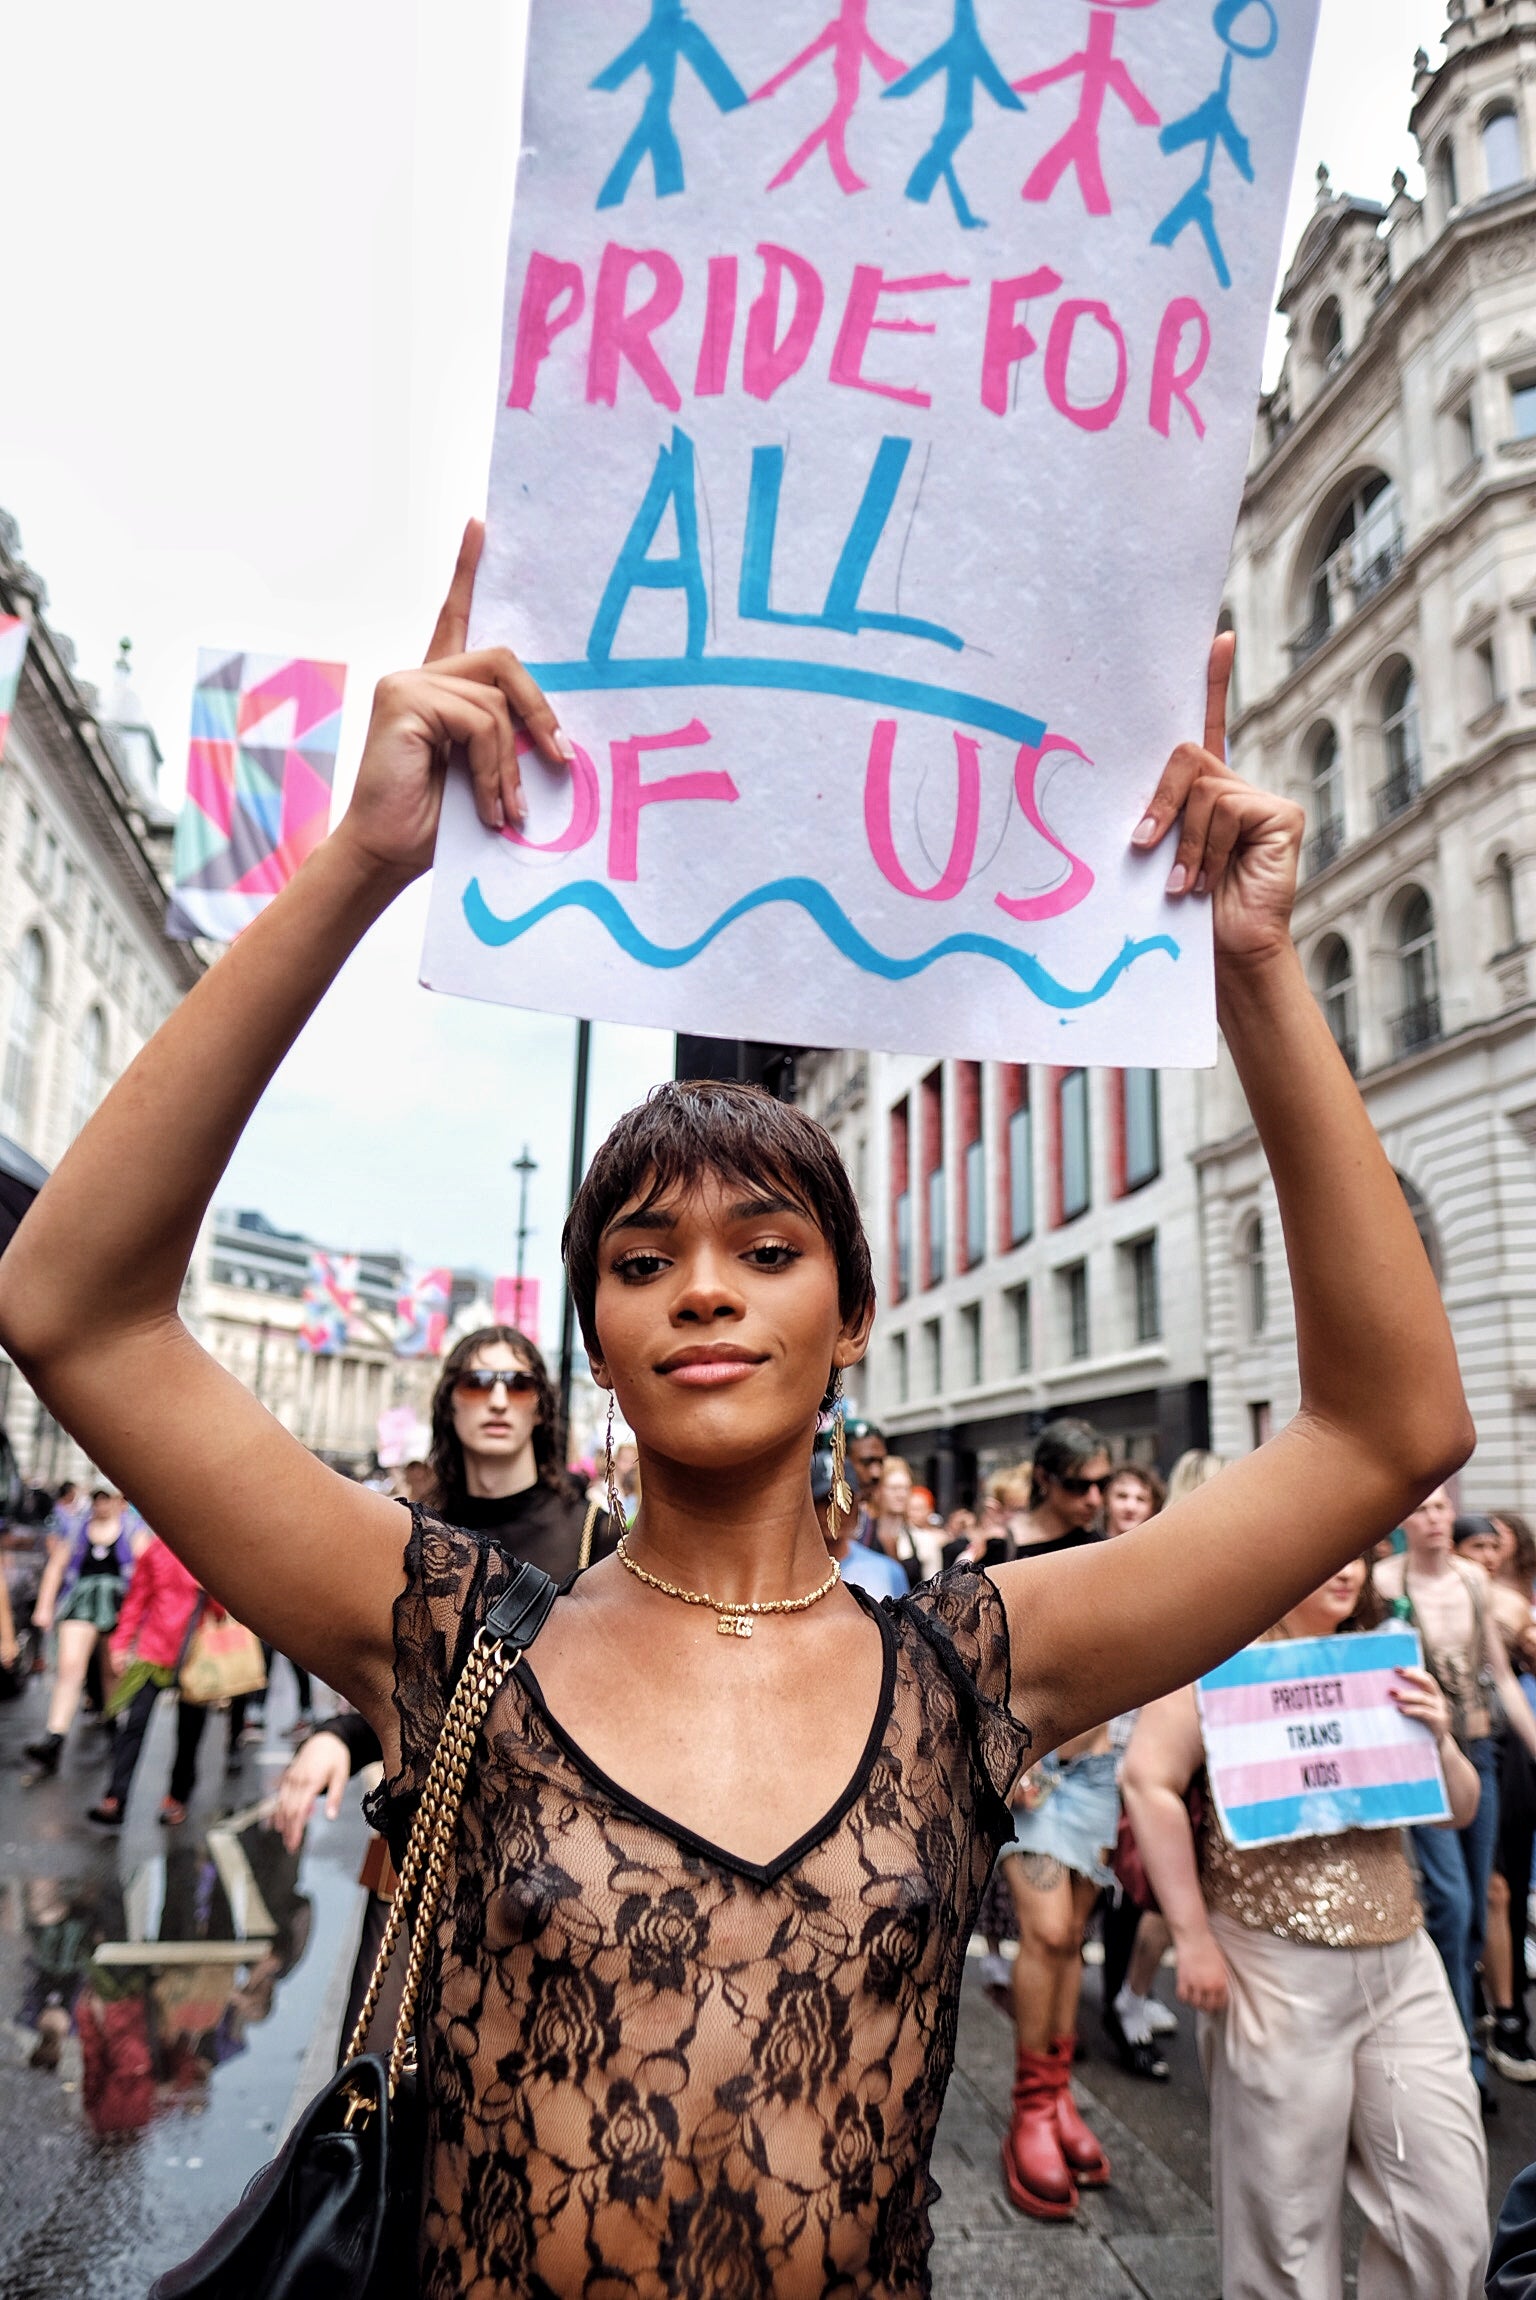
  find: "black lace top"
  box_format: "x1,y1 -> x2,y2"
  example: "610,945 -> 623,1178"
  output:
367,1512 -> 1031,2299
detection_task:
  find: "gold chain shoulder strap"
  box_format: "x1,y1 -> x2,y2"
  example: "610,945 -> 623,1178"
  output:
578,1496 -> 600,1573
343,1623 -> 520,2092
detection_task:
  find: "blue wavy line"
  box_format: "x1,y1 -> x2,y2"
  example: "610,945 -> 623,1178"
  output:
462,877 -> 1179,1011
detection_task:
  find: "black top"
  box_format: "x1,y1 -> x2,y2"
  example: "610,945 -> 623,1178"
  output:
1009,1527 -> 1104,1561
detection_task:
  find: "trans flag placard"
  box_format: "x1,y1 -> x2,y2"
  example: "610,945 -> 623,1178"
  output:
424,0 -> 1320,1066
1197,1630 -> 1452,1852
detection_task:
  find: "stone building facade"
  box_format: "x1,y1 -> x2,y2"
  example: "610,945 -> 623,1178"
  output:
0,512 -> 204,1482
1200,0 -> 1536,1504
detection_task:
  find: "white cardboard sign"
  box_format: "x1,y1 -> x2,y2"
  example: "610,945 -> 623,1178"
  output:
423,0 -> 1319,1063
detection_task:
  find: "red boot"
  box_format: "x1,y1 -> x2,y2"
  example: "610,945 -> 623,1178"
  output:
1001,2046 -> 1079,2220
1049,2036 -> 1110,2189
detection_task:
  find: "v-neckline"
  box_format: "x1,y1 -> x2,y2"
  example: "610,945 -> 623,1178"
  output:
510,1585 -> 899,1887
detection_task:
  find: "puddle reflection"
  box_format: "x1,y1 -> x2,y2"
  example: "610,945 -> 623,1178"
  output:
16,1804 -> 312,2137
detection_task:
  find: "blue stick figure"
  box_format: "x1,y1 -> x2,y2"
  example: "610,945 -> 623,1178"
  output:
593,0 -> 748,212
1152,1 -> 1277,288
882,0 -> 1025,231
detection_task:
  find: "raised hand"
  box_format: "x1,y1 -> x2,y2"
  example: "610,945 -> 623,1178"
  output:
1131,632 -> 1306,972
335,521 -> 573,883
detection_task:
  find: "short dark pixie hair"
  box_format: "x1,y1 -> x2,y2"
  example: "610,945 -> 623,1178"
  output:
562,1080 -> 875,1373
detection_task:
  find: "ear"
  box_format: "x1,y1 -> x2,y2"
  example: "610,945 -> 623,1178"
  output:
834,1299 -> 875,1371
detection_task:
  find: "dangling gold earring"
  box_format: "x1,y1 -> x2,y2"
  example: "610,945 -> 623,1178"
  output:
829,1370 -> 854,1536
604,1388 -> 625,1531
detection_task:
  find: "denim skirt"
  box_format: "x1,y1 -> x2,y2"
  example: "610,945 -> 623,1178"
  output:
1001,1750 -> 1120,1888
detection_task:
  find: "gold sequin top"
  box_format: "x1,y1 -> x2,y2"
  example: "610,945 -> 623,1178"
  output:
1201,1805 -> 1420,1948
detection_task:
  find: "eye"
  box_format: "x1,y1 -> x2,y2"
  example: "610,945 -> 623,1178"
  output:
745,1239 -> 801,1271
612,1250 -> 671,1283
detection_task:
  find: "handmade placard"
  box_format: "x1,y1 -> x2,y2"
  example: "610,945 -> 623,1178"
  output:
423,0 -> 1319,1062
1197,1630 -> 1452,1852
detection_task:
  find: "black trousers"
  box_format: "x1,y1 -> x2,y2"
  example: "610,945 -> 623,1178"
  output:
104,1680 -> 164,1806
1498,1727 -> 1536,2015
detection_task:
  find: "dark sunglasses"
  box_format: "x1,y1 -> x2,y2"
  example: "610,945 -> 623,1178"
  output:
453,1368 -> 538,1398
1054,1474 -> 1105,1497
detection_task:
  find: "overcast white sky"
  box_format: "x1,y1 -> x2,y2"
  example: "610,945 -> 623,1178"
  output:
1,0 -> 1450,1314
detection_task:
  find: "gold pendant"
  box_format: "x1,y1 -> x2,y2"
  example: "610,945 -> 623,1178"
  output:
717,1613 -> 753,1638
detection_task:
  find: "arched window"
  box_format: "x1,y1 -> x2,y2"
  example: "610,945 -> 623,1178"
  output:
70,1006 -> 107,1137
1378,662 -> 1422,819
1494,850 -> 1520,952
1307,725 -> 1345,870
1301,474 -> 1403,653
0,929 -> 47,1139
1315,297 -> 1345,375
1318,936 -> 1358,1071
1434,137 -> 1460,215
1241,1215 -> 1267,1339
1484,104 -> 1524,195
1394,889 -> 1441,1053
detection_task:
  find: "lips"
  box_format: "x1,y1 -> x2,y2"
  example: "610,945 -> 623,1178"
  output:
655,1346 -> 766,1389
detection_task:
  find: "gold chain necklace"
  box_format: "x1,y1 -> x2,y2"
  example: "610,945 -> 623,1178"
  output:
616,1534 -> 840,1640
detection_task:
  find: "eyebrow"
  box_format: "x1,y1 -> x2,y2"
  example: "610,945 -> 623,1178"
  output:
603,1190 -> 809,1240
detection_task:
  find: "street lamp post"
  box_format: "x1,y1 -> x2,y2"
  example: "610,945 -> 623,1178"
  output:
513,1146 -> 537,1291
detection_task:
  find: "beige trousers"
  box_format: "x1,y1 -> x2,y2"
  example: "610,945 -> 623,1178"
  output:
1199,1912 -> 1487,2300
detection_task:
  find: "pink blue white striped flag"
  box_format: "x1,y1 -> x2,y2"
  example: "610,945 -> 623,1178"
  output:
299,1252 -> 358,1356
1196,1628 -> 1450,1851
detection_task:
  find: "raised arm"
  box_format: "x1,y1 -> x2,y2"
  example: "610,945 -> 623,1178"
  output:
996,638 -> 1474,1749
0,527 -> 569,1719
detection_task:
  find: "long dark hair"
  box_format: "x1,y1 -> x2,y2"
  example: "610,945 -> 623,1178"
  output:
426,1325 -> 566,1517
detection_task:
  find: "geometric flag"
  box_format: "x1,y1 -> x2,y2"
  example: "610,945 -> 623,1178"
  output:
299,1252 -> 358,1356
396,1266 -> 453,1360
0,617 -> 30,755
492,1276 -> 541,1344
167,649 -> 347,942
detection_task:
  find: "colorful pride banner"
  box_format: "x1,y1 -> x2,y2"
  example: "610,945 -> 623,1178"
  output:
299,1252 -> 358,1357
167,650 -> 347,943
423,0 -> 1320,1065
0,617 -> 30,755
397,1266 -> 453,1359
1197,1629 -> 1451,1852
493,1276 -> 542,1343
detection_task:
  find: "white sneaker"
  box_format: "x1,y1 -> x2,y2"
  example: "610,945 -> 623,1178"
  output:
1143,1995 -> 1179,2037
979,1953 -> 1010,1993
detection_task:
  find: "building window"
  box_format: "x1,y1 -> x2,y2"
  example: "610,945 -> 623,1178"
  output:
958,1061 -> 984,1271
1123,1070 -> 1161,1190
1,928 -> 47,1139
1452,399 -> 1477,470
1298,473 -> 1403,661
1249,1401 -> 1273,1450
1242,1215 -> 1267,1339
70,1006 -> 107,1136
1315,296 -> 1345,375
1008,1282 -> 1032,1373
1512,380 -> 1536,441
1484,104 -> 1524,196
1308,724 -> 1345,868
1125,1234 -> 1161,1343
1059,1261 -> 1090,1361
1434,136 -> 1459,215
1377,665 -> 1422,825
1494,852 -> 1521,953
923,1317 -> 942,1396
891,1101 -> 911,1303
1059,1069 -> 1090,1223
1394,888 -> 1441,1055
1318,936 -> 1358,1072
1474,635 -> 1502,718
960,1302 -> 982,1389
921,1069 -> 945,1290
1002,1067 -> 1034,1246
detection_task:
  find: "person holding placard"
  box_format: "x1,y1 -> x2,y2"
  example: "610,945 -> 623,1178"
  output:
1123,1556 -> 1487,2299
0,530 -> 1478,2296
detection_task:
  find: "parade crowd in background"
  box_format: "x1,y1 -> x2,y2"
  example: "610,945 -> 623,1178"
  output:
10,1317 -> 1536,2294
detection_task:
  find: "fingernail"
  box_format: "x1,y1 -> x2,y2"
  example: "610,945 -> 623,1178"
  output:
1193,870 -> 1209,896
492,799 -> 505,830
512,794 -> 529,828
1166,864 -> 1188,896
553,728 -> 576,763
1133,815 -> 1160,848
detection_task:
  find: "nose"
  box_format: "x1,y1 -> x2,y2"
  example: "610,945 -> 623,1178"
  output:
669,1247 -> 747,1325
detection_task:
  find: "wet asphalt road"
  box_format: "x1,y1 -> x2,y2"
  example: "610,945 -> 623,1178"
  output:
2,1658 -> 1534,2299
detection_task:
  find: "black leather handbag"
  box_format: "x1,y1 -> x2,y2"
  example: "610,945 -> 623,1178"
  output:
148,1561 -> 558,2300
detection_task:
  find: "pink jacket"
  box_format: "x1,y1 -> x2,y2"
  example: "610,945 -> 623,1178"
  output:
109,1537 -> 201,1670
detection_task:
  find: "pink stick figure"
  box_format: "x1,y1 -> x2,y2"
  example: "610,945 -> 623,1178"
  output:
1013,5 -> 1161,217
753,0 -> 908,195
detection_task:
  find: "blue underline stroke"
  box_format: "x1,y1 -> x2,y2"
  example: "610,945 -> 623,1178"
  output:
525,657 -> 1048,750
462,877 -> 1180,1011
